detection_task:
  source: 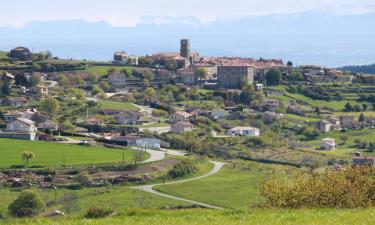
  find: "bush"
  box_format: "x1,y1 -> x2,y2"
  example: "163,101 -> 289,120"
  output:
260,167 -> 375,208
168,158 -> 198,179
85,207 -> 113,219
8,190 -> 44,217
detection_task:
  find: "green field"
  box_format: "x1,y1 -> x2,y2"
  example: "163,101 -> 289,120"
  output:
333,111 -> 375,117
85,66 -> 152,76
303,129 -> 375,157
0,51 -> 9,60
0,187 -> 189,218
0,139 -> 136,168
85,66 -> 133,76
282,93 -> 360,111
156,162 -> 271,209
284,113 -> 320,122
3,209 -> 375,225
98,100 -> 139,110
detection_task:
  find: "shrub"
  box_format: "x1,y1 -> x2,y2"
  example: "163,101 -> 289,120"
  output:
8,190 -> 44,217
260,167 -> 375,208
85,207 -> 113,219
168,158 -> 198,179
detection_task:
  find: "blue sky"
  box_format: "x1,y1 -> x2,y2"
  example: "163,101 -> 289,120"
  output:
1,0 -> 375,27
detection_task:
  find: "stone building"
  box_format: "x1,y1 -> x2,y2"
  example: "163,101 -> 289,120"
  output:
113,51 -> 138,65
180,39 -> 191,58
9,47 -> 32,60
217,64 -> 255,89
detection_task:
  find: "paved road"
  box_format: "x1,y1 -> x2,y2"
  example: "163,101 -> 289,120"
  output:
132,161 -> 226,209
132,147 -> 188,164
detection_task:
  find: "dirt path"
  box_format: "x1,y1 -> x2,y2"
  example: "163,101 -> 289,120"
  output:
132,161 -> 226,209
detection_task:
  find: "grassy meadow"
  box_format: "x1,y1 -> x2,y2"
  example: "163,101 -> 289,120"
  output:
3,209 -> 375,225
0,139 -> 136,168
98,100 -> 139,110
156,162 -> 273,209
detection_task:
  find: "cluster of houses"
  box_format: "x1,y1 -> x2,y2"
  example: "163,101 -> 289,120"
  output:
114,39 -> 287,90
101,109 -> 142,125
0,105 -> 58,141
302,66 -> 353,84
315,115 -> 375,133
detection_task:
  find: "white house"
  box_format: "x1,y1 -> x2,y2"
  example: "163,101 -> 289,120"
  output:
108,73 -> 126,87
256,83 -> 264,90
136,138 -> 162,150
320,138 -> 336,151
227,127 -> 260,136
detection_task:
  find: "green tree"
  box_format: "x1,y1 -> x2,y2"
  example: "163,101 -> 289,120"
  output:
99,81 -> 111,92
30,74 -> 41,87
265,68 -> 282,86
91,86 -> 104,96
144,87 -> 156,103
57,75 -> 70,89
87,73 -> 99,84
60,120 -> 75,135
21,151 -> 35,166
8,190 -> 44,217
70,88 -> 85,101
196,68 -> 208,80
340,135 -> 349,144
1,81 -> 10,95
40,95 -> 60,115
143,71 -> 155,81
359,112 -> 366,122
344,102 -> 353,111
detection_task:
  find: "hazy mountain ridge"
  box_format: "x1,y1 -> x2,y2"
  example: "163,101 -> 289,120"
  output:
0,12 -> 374,66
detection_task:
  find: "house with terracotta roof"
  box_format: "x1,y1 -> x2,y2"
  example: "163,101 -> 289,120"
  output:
353,152 -> 375,166
170,111 -> 193,123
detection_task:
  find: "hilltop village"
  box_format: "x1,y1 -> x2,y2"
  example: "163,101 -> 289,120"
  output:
1,39 -> 375,219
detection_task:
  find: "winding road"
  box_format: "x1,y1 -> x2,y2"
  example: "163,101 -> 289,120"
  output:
132,161 -> 226,209
132,147 -> 188,164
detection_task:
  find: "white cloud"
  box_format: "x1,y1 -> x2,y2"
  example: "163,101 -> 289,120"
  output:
0,0 -> 375,27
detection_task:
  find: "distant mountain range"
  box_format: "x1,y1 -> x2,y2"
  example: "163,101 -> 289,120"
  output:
0,11 -> 374,67
340,64 -> 375,74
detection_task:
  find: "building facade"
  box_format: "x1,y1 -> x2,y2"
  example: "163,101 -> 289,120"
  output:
217,65 -> 255,89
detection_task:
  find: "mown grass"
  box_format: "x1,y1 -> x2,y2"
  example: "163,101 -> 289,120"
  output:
156,162 -> 272,209
98,100 -> 139,110
0,139 -> 136,168
3,208 -> 375,225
